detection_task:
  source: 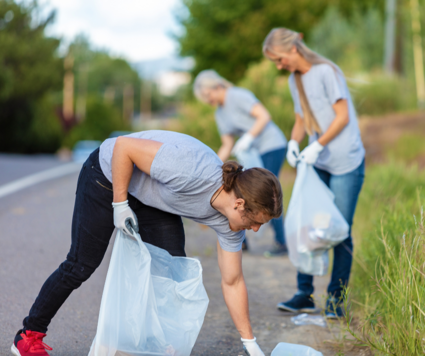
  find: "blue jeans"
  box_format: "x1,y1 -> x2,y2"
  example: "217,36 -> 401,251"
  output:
261,147 -> 286,245
23,149 -> 186,333
297,159 -> 365,299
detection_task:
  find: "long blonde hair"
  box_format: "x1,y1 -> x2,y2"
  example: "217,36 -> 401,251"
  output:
193,70 -> 233,104
263,28 -> 338,136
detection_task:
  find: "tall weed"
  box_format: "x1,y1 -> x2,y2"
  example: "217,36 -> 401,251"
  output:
347,163 -> 425,355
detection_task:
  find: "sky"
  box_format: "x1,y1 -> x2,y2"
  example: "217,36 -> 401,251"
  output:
39,0 -> 184,62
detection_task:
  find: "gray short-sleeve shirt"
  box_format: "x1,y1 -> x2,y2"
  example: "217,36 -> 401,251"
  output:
215,87 -> 287,154
99,130 -> 245,252
288,64 -> 365,175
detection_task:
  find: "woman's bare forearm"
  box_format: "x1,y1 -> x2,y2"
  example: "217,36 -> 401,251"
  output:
112,137 -> 134,202
221,277 -> 253,339
111,137 -> 163,202
217,134 -> 234,162
248,103 -> 271,137
217,145 -> 232,162
217,242 -> 253,339
291,114 -> 306,143
317,99 -> 349,146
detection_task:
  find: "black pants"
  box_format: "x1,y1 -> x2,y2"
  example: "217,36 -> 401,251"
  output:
23,148 -> 185,333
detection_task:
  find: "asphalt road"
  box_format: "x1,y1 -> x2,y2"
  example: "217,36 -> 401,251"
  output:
0,154 -> 70,186
0,155 -> 362,356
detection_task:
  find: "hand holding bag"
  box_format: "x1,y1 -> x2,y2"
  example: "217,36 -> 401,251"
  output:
88,230 -> 209,356
285,162 -> 349,276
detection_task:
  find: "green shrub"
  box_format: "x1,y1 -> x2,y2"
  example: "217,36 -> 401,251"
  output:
64,96 -> 129,148
26,95 -> 63,153
310,6 -> 384,73
176,100 -> 222,151
350,75 -> 416,116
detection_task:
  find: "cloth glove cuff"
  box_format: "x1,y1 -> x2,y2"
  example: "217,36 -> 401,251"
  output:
112,200 -> 129,208
241,337 -> 257,343
312,141 -> 324,151
288,139 -> 299,146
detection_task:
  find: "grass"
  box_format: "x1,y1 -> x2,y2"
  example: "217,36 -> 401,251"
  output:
387,134 -> 425,163
345,162 -> 425,355
279,162 -> 425,355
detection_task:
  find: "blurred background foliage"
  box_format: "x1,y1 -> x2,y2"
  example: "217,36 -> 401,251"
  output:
0,0 -> 62,153
175,0 -> 422,150
1,0 -> 424,154
176,0 -> 385,82
0,0 -> 172,153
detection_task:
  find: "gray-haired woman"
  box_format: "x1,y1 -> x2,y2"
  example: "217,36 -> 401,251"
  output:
194,70 -> 288,256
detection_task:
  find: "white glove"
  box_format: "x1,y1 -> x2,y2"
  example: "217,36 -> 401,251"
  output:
112,200 -> 139,236
299,141 -> 324,164
286,139 -> 300,167
241,337 -> 265,356
232,133 -> 254,156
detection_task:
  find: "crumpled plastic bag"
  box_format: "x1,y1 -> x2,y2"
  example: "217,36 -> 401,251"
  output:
271,342 -> 324,356
291,313 -> 327,328
285,162 -> 349,275
235,147 -> 264,169
88,230 -> 209,356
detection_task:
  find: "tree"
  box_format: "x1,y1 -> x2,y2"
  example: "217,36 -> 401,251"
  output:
176,0 -> 384,82
0,0 -> 62,153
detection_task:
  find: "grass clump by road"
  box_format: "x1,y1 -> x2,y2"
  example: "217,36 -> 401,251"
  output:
387,134 -> 425,163
347,163 -> 425,355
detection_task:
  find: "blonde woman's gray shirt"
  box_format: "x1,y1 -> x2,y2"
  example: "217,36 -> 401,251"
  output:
288,64 -> 365,175
215,87 -> 287,154
99,130 -> 245,252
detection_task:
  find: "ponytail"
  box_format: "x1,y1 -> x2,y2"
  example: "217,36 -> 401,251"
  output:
294,72 -> 322,135
222,161 -> 283,219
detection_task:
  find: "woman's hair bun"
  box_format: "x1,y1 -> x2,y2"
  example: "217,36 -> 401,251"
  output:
222,161 -> 244,192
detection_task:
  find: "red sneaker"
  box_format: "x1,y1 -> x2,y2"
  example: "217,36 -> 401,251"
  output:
11,329 -> 52,356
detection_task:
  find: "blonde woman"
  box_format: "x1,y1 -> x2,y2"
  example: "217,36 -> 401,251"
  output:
194,70 -> 288,256
263,28 -> 365,318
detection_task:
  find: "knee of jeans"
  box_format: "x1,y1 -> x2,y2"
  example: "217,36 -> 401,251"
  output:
59,260 -> 96,289
343,236 -> 353,249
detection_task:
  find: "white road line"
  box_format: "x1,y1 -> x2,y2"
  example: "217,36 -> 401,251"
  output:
0,163 -> 82,199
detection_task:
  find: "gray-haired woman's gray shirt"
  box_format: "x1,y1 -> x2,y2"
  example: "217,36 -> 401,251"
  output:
288,64 -> 365,175
99,130 -> 245,252
215,87 -> 287,154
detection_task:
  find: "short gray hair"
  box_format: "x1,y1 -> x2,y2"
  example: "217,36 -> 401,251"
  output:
193,69 -> 233,103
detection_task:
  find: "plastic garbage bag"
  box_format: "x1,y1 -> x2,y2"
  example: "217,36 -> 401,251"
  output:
88,230 -> 209,356
271,342 -> 323,356
291,313 -> 327,328
297,249 -> 329,276
285,162 -> 349,275
235,147 -> 264,169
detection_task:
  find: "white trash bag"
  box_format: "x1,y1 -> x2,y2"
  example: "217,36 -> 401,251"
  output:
271,342 -> 323,356
235,147 -> 264,169
88,230 -> 209,356
285,162 -> 349,275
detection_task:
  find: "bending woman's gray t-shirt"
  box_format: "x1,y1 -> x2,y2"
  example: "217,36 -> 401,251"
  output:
99,130 -> 244,252
215,87 -> 287,154
288,64 -> 365,175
